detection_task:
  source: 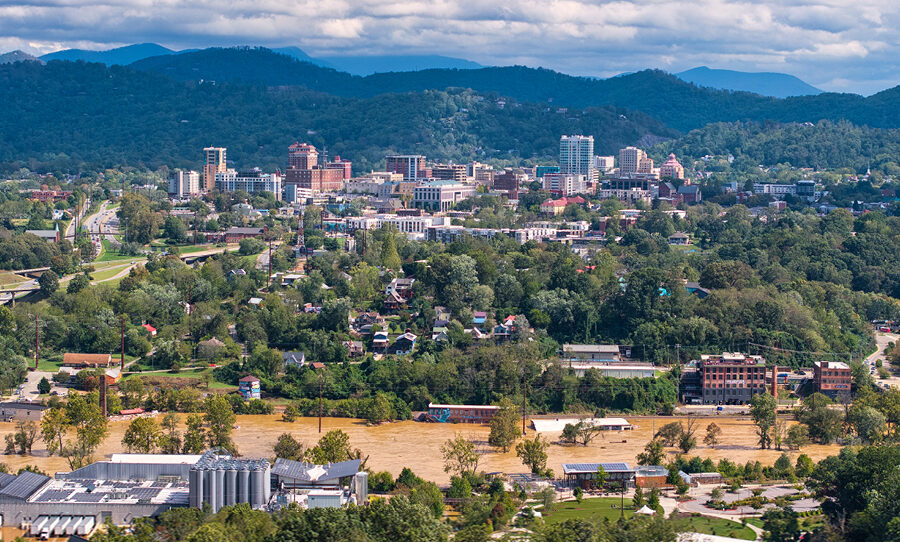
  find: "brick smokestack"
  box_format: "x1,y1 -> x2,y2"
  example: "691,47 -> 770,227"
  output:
770,364 -> 778,399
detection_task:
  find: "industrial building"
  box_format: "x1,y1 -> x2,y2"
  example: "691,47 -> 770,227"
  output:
0,451 -> 368,537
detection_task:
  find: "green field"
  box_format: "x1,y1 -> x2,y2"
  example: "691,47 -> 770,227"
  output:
541,497 -> 634,524
671,516 -> 756,540
95,240 -> 141,262
541,498 -> 755,540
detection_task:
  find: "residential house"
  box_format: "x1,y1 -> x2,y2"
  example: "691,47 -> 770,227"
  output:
385,278 -> 415,299
464,327 -> 490,340
383,291 -> 407,311
141,324 -> 157,337
372,331 -> 390,352
283,351 -> 307,368
684,281 -> 710,299
248,297 -> 263,308
352,312 -> 385,334
197,337 -> 226,360
431,326 -> 449,342
493,315 -> 519,341
668,232 -> 690,245
390,332 -> 417,355
342,341 -> 364,357
472,311 -> 487,327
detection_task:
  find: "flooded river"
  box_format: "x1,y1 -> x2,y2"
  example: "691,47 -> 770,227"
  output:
0,415 -> 841,484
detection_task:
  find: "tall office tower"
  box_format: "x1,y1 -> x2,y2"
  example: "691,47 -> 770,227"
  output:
288,142 -> 319,170
559,135 -> 595,178
203,147 -> 227,191
385,155 -> 427,181
618,146 -> 646,175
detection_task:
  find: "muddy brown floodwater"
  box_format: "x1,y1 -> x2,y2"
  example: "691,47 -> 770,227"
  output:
0,415 -> 841,484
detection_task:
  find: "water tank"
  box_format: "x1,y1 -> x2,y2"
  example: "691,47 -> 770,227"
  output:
189,469 -> 203,508
225,468 -> 237,507
207,467 -> 218,512
263,466 -> 271,504
215,467 -> 225,510
250,467 -> 264,508
238,467 -> 250,504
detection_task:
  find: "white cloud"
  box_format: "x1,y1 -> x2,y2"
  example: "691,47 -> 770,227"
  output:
2,0 -> 900,93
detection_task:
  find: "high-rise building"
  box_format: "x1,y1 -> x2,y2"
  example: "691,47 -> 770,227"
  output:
618,146 -> 645,175
559,135 -> 595,178
168,170 -> 200,198
324,155 -> 352,180
386,155 -> 427,181
203,147 -> 227,191
431,164 -> 468,182
288,143 -> 318,169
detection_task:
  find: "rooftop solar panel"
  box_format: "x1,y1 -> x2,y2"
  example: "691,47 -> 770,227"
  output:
0,471 -> 49,499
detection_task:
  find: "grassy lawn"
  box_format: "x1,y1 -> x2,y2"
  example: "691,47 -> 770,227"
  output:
542,497 -> 634,524
37,358 -> 66,372
95,240 -> 142,262
91,264 -> 133,282
671,516 -> 756,540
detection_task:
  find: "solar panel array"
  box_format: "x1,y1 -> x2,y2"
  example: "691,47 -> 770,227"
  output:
0,471 -> 49,499
34,489 -> 73,502
73,492 -> 106,502
129,487 -> 161,499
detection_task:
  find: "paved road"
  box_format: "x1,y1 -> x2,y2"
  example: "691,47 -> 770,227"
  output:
867,331 -> 900,389
17,369 -> 68,399
64,198 -> 89,240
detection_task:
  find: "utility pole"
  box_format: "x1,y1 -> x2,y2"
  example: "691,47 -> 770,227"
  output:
120,315 -> 125,371
100,371 -> 107,418
521,369 -> 527,436
318,371 -> 324,434
266,241 -> 272,288
34,314 -> 39,370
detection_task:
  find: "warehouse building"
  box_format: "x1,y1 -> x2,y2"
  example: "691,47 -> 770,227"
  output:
0,451 -> 368,536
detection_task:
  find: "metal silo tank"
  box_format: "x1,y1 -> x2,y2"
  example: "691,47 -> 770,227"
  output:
189,469 -> 203,508
215,467 -> 225,509
249,467 -> 264,507
225,467 -> 237,507
238,466 -> 250,504
263,465 -> 271,504
207,467 -> 218,512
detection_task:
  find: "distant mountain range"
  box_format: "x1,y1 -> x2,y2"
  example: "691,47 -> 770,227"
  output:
5,44 -> 900,174
675,66 -> 823,98
40,43 -> 175,65
0,50 -> 42,64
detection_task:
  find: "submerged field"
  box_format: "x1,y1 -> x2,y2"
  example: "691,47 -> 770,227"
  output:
0,415 -> 841,484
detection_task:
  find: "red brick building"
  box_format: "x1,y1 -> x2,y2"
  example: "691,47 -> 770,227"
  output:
285,167 -> 344,192
699,353 -> 771,404
813,361 -> 852,397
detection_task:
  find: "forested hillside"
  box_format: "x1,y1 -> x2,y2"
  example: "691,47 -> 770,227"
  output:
0,60 -> 673,174
654,120 -> 900,173
129,47 -> 900,131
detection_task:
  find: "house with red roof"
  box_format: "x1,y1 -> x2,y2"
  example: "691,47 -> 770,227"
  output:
141,324 -> 157,337
540,196 -> 586,215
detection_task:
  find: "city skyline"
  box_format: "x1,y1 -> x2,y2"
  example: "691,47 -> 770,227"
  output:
1,0 -> 899,95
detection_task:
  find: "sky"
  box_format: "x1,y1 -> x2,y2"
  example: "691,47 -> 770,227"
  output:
1,0 -> 899,95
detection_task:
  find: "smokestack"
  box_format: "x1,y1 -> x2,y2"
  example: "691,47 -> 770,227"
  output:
771,364 -> 778,399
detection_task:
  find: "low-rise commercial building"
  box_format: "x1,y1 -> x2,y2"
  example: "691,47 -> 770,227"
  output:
699,353 -> 772,404
813,361 -> 851,397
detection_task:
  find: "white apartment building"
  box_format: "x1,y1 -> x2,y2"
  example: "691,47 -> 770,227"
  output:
753,183 -> 797,195
215,169 -> 283,200
560,135 -> 595,178
543,173 -> 587,195
168,170 -> 200,198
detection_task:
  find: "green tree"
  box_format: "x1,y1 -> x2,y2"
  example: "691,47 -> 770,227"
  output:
159,413 -> 182,454
633,483 -> 645,508
306,430 -> 360,464
761,506 -> 800,542
38,269 -> 59,295
37,377 -> 51,394
594,465 -> 608,488
380,231 -> 402,270
203,395 -> 237,452
848,404 -> 887,443
273,433 -> 305,461
750,392 -> 777,449
636,439 -> 665,465
182,413 -> 207,454
122,417 -> 162,453
515,434 -> 549,475
440,433 -> 479,477
647,487 -> 661,513
488,398 -> 520,452
66,272 -> 91,294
